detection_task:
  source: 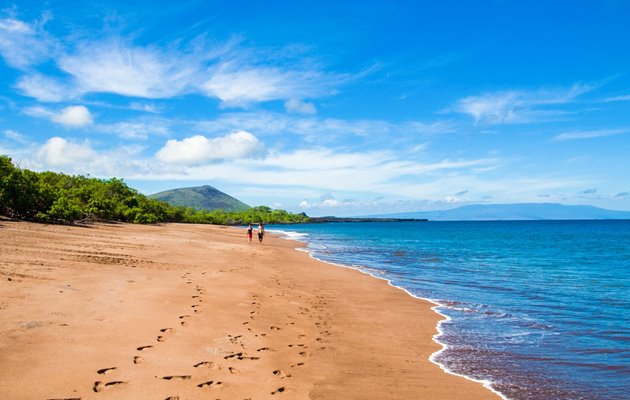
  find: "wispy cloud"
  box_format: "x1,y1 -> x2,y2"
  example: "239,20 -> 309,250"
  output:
4,14 -> 351,107
3,129 -> 32,145
58,38 -> 200,98
15,73 -> 75,102
602,94 -> 630,102
579,188 -> 597,194
454,84 -> 594,125
0,14 -> 56,69
553,128 -> 628,141
95,118 -> 170,140
284,98 -> 316,114
128,101 -> 163,113
195,111 -> 456,143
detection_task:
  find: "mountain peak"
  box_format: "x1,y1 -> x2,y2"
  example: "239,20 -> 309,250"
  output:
149,185 -> 250,212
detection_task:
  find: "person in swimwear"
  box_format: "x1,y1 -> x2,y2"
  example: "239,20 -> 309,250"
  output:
247,224 -> 253,244
257,223 -> 265,244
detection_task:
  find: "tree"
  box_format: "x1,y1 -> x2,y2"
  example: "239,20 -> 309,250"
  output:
0,155 -> 311,225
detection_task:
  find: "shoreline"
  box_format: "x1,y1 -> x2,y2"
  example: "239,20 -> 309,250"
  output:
272,228 -> 509,400
0,221 -> 501,399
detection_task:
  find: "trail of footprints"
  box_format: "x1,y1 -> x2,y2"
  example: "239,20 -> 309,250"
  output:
52,271 -> 332,399
86,272 -> 217,397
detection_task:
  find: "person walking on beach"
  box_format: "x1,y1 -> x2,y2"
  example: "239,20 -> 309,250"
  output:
257,223 -> 265,244
247,224 -> 253,244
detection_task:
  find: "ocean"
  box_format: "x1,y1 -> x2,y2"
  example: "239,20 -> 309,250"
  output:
268,220 -> 630,400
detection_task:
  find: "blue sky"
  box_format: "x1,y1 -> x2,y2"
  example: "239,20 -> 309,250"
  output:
1,1 -> 629,216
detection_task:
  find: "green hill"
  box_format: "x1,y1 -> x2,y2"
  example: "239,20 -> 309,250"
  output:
149,185 -> 250,212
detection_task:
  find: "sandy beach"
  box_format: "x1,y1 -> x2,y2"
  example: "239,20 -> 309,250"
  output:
0,221 -> 500,399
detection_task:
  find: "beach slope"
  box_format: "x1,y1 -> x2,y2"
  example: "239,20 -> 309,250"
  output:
0,221 -> 500,399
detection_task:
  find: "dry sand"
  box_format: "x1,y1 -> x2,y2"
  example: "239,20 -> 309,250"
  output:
0,221 -> 500,399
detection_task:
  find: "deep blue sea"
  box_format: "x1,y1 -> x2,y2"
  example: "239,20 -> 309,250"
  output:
269,220 -> 630,400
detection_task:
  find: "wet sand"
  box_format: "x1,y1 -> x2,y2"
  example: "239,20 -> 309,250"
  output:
0,221 -> 500,399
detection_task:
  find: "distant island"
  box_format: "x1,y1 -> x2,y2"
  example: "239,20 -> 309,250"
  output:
370,203 -> 630,221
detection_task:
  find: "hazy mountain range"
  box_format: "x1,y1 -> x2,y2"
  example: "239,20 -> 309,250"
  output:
371,203 -> 630,221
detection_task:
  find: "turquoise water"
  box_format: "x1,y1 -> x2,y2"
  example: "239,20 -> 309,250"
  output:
269,221 -> 630,400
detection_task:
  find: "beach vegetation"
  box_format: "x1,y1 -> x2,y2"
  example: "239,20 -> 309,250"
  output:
0,156 -> 309,225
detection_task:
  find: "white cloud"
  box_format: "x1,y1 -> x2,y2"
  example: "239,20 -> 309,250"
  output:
284,98 -> 316,114
298,193 -> 356,210
51,105 -> 93,127
24,105 -> 93,127
156,130 -> 265,165
37,137 -> 98,167
0,16 -> 54,69
553,128 -> 628,141
455,84 -> 594,125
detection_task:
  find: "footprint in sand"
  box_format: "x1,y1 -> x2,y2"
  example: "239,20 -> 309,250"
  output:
193,361 -> 214,368
161,375 -> 191,381
271,386 -> 286,395
224,352 -> 243,360
273,369 -> 292,379
228,366 -> 240,374
93,381 -> 126,392
97,367 -> 117,375
137,345 -> 153,351
179,315 -> 190,326
228,334 -> 243,344
158,328 -> 175,342
133,356 -> 145,364
257,347 -> 270,352
197,380 -> 222,388
46,398 -> 81,400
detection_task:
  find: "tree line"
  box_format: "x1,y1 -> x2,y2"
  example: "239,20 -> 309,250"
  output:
0,155 -> 310,225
